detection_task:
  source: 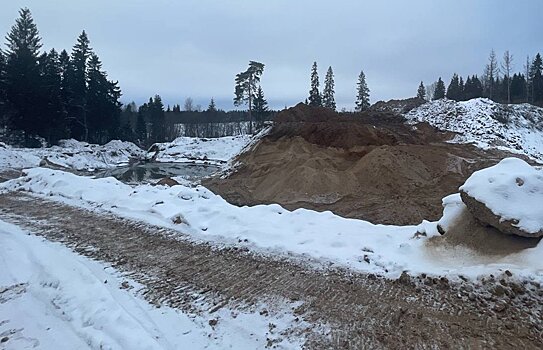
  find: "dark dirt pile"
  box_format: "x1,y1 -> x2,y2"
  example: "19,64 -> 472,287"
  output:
205,103 -> 521,225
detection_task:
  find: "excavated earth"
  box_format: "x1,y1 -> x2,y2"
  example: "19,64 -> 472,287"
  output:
205,103 -> 524,225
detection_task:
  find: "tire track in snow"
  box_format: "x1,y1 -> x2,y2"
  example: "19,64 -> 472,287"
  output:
0,192 -> 541,349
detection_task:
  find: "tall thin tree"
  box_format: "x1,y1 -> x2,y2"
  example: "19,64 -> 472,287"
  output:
308,62 -> 321,107
501,50 -> 514,104
322,66 -> 336,110
234,61 -> 265,134
417,81 -> 426,100
355,70 -> 370,112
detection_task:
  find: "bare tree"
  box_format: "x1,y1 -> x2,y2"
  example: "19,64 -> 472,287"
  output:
501,50 -> 514,103
184,97 -> 194,112
525,55 -> 532,103
484,49 -> 499,99
426,81 -> 437,101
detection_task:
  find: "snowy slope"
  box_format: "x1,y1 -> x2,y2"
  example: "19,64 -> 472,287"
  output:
0,139 -> 144,171
3,168 -> 542,282
149,135 -> 252,164
0,220 -> 307,350
405,98 -> 543,161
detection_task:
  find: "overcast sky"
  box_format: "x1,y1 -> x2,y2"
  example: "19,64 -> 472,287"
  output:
1,1 -> 542,110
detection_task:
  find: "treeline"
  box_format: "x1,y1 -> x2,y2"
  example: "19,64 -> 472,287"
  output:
420,50 -> 543,105
119,95 -> 275,145
0,8 -> 122,147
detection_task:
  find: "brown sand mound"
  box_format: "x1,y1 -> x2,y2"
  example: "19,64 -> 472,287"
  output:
205,104 -> 522,225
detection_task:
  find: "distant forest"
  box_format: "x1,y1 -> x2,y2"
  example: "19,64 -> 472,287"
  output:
0,8 -> 542,148
422,50 -> 543,106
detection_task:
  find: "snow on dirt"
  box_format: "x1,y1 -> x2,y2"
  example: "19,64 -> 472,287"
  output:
149,135 -> 252,165
3,168 -> 542,282
460,157 -> 543,235
0,219 -> 307,350
0,139 -> 144,171
405,98 -> 543,161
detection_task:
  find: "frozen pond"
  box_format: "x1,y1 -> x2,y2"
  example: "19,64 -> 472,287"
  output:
94,162 -> 220,184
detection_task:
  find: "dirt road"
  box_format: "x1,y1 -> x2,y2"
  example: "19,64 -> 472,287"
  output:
0,192 -> 541,349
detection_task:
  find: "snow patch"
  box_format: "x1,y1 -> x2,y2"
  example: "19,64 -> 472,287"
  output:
405,98 -> 543,161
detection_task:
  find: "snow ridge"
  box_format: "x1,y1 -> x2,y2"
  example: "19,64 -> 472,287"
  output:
405,98 -> 543,161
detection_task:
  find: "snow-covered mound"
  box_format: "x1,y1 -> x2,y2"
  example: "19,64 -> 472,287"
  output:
405,98 -> 543,161
3,168 -> 543,281
0,139 -> 144,171
148,134 -> 257,165
460,158 -> 543,237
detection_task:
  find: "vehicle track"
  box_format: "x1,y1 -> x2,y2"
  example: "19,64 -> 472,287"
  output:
0,192 -> 541,349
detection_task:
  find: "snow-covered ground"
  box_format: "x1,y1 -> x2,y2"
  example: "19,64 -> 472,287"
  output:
405,98 -> 543,161
0,139 -> 144,171
148,135 -> 252,164
3,167 -> 542,283
0,219 -> 307,350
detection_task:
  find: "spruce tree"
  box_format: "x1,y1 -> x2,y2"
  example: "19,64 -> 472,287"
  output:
86,53 -> 121,143
4,7 -> 43,140
308,62 -> 321,107
135,108 -> 147,144
433,77 -> 446,100
322,66 -> 336,110
0,50 -> 7,127
39,49 -> 66,143
207,97 -> 217,112
253,85 -> 268,122
149,95 -> 165,143
530,53 -> 543,104
446,74 -> 462,101
416,81 -> 426,100
355,70 -> 370,112
67,30 -> 92,141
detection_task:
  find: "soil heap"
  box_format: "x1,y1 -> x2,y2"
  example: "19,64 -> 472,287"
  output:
205,103 -> 520,225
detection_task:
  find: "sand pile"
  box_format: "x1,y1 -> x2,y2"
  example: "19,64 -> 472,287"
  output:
205,104 -> 521,225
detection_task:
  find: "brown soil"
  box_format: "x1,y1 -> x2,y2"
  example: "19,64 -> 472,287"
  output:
1,192 -> 542,349
205,103 -> 518,225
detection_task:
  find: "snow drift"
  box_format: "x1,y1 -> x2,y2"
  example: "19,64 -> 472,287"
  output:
3,167 -> 543,282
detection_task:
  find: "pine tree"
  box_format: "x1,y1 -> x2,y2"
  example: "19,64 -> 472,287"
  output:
252,85 -> 268,122
207,97 -> 217,112
416,81 -> 426,100
308,62 -> 321,107
355,70 -> 370,112
234,61 -> 265,133
433,77 -> 446,100
4,7 -> 43,140
322,66 -> 336,110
